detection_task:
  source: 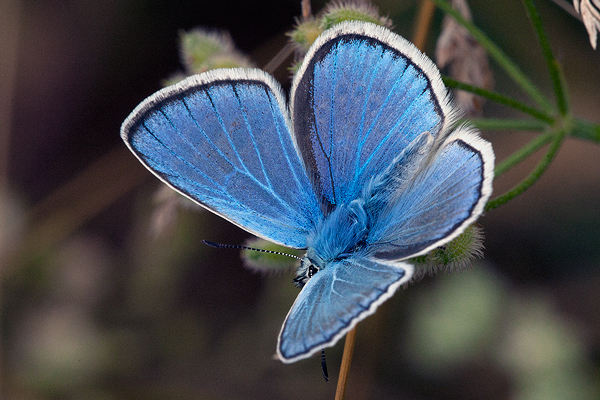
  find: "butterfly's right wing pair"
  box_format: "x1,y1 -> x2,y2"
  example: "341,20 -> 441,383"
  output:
277,22 -> 494,362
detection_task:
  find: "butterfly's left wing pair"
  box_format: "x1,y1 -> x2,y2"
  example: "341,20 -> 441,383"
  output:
121,69 -> 323,249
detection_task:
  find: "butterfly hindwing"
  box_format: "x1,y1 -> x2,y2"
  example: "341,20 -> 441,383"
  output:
121,69 -> 323,248
368,128 -> 494,260
277,254 -> 413,363
291,21 -> 457,208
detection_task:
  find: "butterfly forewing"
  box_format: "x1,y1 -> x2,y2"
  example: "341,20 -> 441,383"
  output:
291,22 -> 457,208
122,69 -> 323,248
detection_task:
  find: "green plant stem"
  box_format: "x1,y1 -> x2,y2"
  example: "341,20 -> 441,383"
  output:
521,0 -> 570,115
485,124 -> 568,211
469,118 -> 547,131
571,118 -> 600,143
443,78 -> 554,123
494,131 -> 554,177
430,0 -> 554,114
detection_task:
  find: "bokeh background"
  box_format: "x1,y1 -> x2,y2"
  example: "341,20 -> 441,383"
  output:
2,0 -> 600,399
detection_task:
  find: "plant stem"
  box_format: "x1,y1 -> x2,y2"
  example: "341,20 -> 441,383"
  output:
521,0 -> 570,116
571,118 -> 600,143
485,123 -> 568,210
412,0 -> 436,50
494,131 -> 554,177
469,118 -> 547,131
335,326 -> 358,400
443,78 -> 554,123
430,0 -> 554,114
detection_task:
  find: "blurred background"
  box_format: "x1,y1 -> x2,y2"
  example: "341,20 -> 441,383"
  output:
1,0 -> 600,399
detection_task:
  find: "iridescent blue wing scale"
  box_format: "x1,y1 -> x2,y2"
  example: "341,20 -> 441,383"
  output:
277,255 -> 413,362
291,22 -> 458,208
121,69 -> 323,248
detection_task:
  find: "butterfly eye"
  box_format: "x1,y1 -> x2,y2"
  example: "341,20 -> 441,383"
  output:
293,262 -> 320,288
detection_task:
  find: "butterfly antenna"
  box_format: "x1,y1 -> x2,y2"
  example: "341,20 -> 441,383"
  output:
321,349 -> 329,382
202,240 -> 303,260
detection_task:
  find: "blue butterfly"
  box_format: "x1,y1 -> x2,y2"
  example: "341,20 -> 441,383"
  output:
121,21 -> 494,363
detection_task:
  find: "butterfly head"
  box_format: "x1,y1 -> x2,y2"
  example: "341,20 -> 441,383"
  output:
293,256 -> 322,288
